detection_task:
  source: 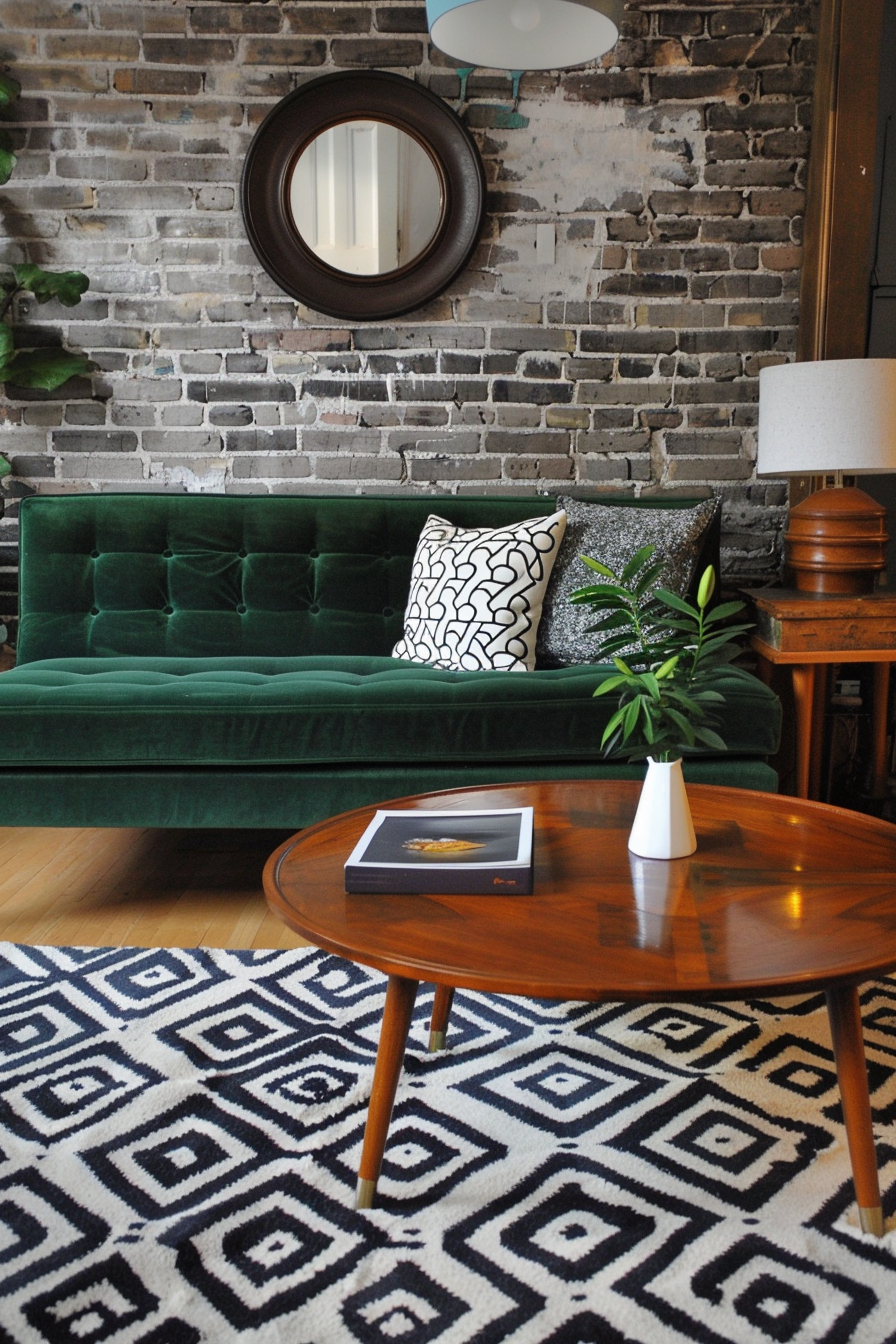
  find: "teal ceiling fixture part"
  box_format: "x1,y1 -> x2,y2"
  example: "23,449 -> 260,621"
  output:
427,0 -> 622,71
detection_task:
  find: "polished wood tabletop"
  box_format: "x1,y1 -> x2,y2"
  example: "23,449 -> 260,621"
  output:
264,780 -> 896,1002
264,780 -> 896,1230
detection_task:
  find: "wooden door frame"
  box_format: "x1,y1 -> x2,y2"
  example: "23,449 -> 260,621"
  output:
798,0 -> 886,361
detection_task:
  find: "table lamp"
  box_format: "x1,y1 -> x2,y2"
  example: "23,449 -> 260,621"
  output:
757,358 -> 896,593
426,0 -> 622,70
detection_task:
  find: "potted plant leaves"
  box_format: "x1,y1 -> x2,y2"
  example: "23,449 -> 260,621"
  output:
569,545 -> 753,858
0,68 -> 91,487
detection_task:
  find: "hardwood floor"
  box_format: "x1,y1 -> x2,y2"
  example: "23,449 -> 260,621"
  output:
0,826 -> 311,950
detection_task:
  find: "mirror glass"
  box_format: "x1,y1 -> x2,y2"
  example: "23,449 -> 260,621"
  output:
289,120 -> 443,277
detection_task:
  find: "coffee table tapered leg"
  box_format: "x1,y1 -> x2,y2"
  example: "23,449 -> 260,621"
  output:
825,984 -> 884,1236
429,984 -> 455,1051
356,974 -> 419,1209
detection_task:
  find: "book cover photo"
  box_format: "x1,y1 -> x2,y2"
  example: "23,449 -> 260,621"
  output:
344,807 -> 534,895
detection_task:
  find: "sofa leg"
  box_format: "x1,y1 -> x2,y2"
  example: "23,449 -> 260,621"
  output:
429,984 -> 455,1052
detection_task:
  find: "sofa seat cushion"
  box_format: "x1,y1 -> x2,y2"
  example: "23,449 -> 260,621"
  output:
0,656 -> 781,768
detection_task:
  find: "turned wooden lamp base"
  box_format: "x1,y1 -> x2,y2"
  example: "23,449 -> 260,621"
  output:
785,486 -> 888,594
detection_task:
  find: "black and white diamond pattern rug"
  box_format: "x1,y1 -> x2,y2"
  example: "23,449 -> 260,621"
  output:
2,942 -> 896,1344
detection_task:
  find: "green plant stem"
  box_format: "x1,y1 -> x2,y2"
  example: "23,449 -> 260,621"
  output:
627,595 -> 652,657
678,607 -> 705,686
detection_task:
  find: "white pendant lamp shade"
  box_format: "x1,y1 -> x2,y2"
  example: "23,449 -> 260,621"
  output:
427,0 -> 622,70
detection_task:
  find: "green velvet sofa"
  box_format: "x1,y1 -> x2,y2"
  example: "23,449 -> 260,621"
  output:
0,492 -> 781,828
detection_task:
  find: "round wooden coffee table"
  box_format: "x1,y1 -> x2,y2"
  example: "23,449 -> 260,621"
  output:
263,780 -> 896,1234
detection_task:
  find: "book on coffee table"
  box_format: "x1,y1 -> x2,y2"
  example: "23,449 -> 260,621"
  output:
344,807 -> 534,895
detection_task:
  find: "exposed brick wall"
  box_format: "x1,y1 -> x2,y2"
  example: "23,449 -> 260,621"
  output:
0,0 -> 816,633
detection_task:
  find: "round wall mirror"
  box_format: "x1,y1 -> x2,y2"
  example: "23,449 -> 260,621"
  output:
241,72 -> 486,321
289,120 -> 444,277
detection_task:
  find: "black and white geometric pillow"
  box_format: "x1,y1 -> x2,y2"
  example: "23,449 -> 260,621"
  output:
392,510 -> 567,672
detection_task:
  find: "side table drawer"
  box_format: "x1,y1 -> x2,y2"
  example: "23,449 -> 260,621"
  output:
746,590 -> 896,654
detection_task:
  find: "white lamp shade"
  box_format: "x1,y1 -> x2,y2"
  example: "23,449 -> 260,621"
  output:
427,0 -> 622,70
757,358 -> 896,477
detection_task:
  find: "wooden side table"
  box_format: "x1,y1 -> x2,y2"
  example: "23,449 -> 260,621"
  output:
744,588 -> 896,801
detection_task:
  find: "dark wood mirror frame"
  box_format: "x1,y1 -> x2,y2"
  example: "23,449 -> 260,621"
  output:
241,71 -> 486,322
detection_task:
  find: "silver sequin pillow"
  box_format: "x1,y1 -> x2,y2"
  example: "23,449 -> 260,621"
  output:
536,497 -> 718,667
393,510 -> 567,672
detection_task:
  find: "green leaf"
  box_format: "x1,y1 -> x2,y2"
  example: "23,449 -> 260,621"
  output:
579,555 -> 616,578
654,588 -> 699,619
0,72 -> 21,108
592,674 -> 631,696
667,690 -> 704,716
698,630 -> 749,658
600,724 -> 619,752
571,602 -> 629,620
656,617 -> 699,634
587,611 -> 634,633
0,323 -> 14,377
601,702 -> 631,746
705,621 -> 752,642
631,561 -> 665,599
620,544 -> 656,585
641,672 -> 660,701
587,627 -> 635,645
665,706 -> 696,743
612,656 -> 634,676
703,600 -> 746,625
693,726 -> 728,751
719,664 -> 757,682
710,645 -> 745,666
575,606 -> 631,624
0,130 -> 15,187
2,347 -> 91,390
568,582 -> 628,602
590,634 -> 642,658
583,620 -> 625,638
655,655 -> 679,680
0,452 -> 11,480
623,696 -> 642,739
12,264 -> 89,306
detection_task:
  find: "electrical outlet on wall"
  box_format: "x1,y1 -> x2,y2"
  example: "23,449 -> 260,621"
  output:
535,223 -> 555,266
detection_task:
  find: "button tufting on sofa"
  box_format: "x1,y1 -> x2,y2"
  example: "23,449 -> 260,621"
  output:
1,492 -> 782,829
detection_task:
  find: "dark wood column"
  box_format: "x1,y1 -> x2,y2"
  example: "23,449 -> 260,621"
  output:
798,0 -> 886,363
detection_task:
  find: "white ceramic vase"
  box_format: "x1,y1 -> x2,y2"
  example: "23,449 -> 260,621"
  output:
628,757 -> 697,860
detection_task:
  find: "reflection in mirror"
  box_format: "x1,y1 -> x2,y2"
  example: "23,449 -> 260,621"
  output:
289,120 -> 443,277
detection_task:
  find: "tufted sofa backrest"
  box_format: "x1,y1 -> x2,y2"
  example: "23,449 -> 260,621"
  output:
16,492 -> 720,664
